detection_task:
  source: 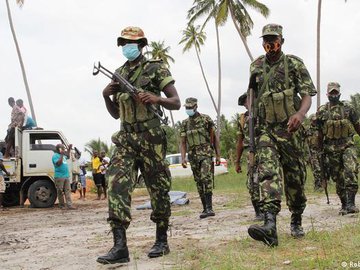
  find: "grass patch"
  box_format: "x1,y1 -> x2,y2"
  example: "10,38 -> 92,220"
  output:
175,221 -> 360,270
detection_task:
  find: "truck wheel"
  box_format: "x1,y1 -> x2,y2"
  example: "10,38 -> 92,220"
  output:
3,192 -> 20,207
28,180 -> 57,208
136,174 -> 145,188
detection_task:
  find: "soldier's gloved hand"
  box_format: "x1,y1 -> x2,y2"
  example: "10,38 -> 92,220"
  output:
102,82 -> 123,97
235,162 -> 242,173
287,112 -> 305,133
181,159 -> 188,168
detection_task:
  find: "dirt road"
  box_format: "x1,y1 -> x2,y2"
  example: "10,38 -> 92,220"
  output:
0,192 -> 358,270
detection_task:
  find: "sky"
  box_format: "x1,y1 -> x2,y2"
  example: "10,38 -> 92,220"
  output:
1,0 -> 360,161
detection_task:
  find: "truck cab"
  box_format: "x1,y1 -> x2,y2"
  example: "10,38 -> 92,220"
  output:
2,128 -> 80,208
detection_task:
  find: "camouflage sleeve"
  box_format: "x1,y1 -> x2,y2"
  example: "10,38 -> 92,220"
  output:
315,104 -> 327,129
180,120 -> 187,137
237,114 -> 245,139
289,55 -> 317,97
153,62 -> 175,91
348,103 -> 360,126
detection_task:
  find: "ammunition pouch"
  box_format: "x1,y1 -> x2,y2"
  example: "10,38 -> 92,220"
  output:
324,138 -> 349,146
121,118 -> 161,133
262,88 -> 298,124
323,119 -> 352,139
186,127 -> 209,148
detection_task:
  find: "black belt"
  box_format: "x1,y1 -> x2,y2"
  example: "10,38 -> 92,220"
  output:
121,118 -> 161,133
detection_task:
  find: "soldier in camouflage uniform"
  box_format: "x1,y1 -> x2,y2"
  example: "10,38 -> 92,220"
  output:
97,26 -> 180,264
247,24 -> 317,247
316,82 -> 360,215
305,115 -> 323,191
235,92 -> 263,221
180,97 -> 220,219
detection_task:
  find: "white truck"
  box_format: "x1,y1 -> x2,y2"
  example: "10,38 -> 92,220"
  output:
1,128 -> 80,208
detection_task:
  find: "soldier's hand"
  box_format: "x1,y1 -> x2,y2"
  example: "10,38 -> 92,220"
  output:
215,156 -> 221,166
235,162 -> 242,173
181,159 -> 188,168
103,82 -> 122,97
287,112 -> 305,133
138,92 -> 161,105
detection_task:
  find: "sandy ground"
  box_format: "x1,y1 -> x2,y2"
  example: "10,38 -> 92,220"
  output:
0,191 -> 359,270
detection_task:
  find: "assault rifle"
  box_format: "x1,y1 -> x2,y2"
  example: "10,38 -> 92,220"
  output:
247,74 -> 257,190
92,62 -> 168,125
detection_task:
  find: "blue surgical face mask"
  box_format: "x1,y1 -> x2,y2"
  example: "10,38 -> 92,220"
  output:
122,43 -> 140,61
186,109 -> 195,117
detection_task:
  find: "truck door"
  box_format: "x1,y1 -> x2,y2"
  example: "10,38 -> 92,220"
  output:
23,132 -> 63,177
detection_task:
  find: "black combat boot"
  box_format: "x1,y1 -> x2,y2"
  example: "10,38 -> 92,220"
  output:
148,223 -> 170,258
339,194 -> 348,215
248,212 -> 278,247
97,227 -> 130,264
290,214 -> 305,238
251,200 -> 264,221
200,193 -> 215,219
346,191 -> 359,214
200,195 -> 207,216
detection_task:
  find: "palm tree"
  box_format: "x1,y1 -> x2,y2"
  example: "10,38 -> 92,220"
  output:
84,138 -> 113,157
316,0 -> 348,109
216,0 -> 269,61
179,24 -> 218,114
145,40 -> 176,127
188,0 -> 223,138
5,0 -> 37,123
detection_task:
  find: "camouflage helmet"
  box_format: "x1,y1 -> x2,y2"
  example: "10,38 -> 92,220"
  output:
117,26 -> 148,47
238,92 -> 248,106
327,82 -> 340,93
261,23 -> 283,37
184,97 -> 198,107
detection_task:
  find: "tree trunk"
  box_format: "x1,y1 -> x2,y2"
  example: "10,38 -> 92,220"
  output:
316,0 -> 322,109
194,47 -> 218,113
215,22 -> 222,139
230,9 -> 254,62
6,0 -> 37,123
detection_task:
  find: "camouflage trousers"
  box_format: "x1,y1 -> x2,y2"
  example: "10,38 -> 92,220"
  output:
246,162 -> 260,202
308,149 -> 323,188
106,127 -> 171,229
189,156 -> 213,197
256,126 -> 307,215
324,145 -> 359,199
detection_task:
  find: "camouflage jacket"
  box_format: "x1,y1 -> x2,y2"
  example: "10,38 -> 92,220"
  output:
316,101 -> 359,150
180,113 -> 215,160
115,55 -> 174,125
305,123 -> 320,149
250,52 -> 317,128
237,112 -> 250,148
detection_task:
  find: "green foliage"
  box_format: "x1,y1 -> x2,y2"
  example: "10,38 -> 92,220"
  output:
354,134 -> 360,157
219,114 -> 238,163
84,138 -> 114,157
163,121 -> 182,154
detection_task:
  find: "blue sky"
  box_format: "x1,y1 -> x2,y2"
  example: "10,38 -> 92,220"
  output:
1,0 -> 359,160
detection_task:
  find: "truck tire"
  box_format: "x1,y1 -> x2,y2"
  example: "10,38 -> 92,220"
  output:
28,180 -> 57,208
3,192 -> 20,207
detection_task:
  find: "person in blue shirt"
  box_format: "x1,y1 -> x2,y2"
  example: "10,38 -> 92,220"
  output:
52,144 -> 76,210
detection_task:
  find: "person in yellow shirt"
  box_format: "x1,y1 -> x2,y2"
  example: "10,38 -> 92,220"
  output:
91,150 -> 103,200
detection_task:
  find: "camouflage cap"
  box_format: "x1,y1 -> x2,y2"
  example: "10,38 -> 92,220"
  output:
238,92 -> 248,106
327,82 -> 341,93
117,26 -> 148,47
184,97 -> 198,107
261,23 -> 283,37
